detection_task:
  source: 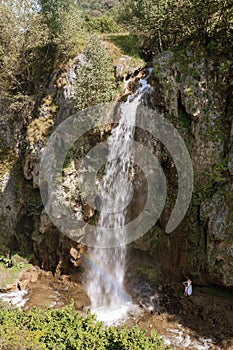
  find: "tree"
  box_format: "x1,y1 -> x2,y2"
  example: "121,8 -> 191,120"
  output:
118,0 -> 233,54
39,0 -> 73,38
0,0 -> 49,94
38,0 -> 85,56
73,35 -> 116,111
118,0 -> 187,53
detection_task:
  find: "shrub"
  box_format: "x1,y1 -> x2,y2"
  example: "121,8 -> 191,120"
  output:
0,303 -> 170,349
84,14 -> 121,33
73,35 -> 116,111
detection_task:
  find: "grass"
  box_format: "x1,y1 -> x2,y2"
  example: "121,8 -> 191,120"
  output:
0,254 -> 32,288
103,33 -> 141,57
101,33 -> 145,66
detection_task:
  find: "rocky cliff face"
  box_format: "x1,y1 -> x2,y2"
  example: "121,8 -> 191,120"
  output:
133,50 -> 233,287
0,49 -> 232,288
0,95 -> 35,255
0,59 -> 84,274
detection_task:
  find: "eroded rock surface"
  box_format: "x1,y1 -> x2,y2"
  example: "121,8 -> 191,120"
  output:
133,50 -> 233,288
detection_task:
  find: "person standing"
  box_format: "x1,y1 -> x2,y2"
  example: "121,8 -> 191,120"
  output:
183,278 -> 192,296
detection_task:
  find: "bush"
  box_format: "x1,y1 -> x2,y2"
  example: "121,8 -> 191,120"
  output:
84,14 -> 121,33
73,35 -> 116,111
0,303 -> 170,349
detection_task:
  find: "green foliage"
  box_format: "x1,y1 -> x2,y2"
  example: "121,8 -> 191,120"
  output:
106,34 -> 142,57
0,254 -> 32,288
38,0 -> 86,57
39,0 -> 73,38
73,35 -> 116,111
211,159 -> 229,183
118,0 -> 183,53
84,14 -> 121,33
0,256 -> 12,266
0,303 -> 169,349
118,0 -> 233,56
0,147 -> 18,181
0,0 -> 49,94
27,95 -> 56,149
0,0 -> 87,97
77,0 -> 118,15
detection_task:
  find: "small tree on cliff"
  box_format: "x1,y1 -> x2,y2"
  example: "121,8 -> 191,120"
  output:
73,35 -> 116,111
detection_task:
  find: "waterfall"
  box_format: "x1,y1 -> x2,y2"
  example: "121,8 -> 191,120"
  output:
85,69 -> 153,323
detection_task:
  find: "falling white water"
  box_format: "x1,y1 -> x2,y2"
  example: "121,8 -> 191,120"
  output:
0,289 -> 28,308
85,69 -> 153,324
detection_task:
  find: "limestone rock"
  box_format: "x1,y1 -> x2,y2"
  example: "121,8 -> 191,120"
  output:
201,192 -> 229,241
24,154 -> 40,188
134,50 -> 233,288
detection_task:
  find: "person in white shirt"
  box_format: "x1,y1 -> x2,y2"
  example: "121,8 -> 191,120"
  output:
183,278 -> 192,296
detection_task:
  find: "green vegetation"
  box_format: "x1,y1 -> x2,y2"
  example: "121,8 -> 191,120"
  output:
0,0 -> 85,98
211,159 -> 229,184
0,149 -> 18,181
77,0 -> 118,16
0,0 -> 49,95
73,35 -> 116,111
0,303 -> 170,350
39,0 -> 86,57
84,14 -> 121,33
27,95 -> 56,149
0,254 -> 32,288
105,34 -> 142,58
118,0 -> 233,57
99,34 -> 145,72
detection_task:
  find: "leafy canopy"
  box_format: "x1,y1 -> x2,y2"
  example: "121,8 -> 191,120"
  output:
118,0 -> 233,55
0,0 -> 49,94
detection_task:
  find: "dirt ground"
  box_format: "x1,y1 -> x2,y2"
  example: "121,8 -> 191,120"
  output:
134,281 -> 233,349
